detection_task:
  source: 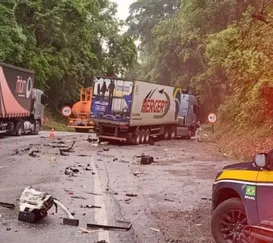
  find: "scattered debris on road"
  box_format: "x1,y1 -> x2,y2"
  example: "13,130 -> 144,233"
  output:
83,192 -> 102,196
150,227 -> 160,232
0,202 -> 15,209
63,218 -> 79,226
29,148 -> 41,158
87,137 -> 98,143
126,193 -> 138,197
71,196 -> 86,200
83,205 -> 101,209
87,221 -> 132,231
137,154 -> 154,165
60,141 -> 76,153
18,187 -> 75,224
65,166 -> 80,176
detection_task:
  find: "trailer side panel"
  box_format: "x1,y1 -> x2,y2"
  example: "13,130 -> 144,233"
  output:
130,81 -> 181,126
0,63 -> 34,118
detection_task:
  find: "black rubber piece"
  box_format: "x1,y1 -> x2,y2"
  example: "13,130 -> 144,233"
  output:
63,218 -> 79,226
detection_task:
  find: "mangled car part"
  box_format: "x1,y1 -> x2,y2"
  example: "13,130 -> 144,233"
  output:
18,187 -> 75,223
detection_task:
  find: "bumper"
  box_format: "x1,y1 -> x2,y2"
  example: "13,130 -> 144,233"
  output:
67,125 -> 94,129
98,135 -> 127,142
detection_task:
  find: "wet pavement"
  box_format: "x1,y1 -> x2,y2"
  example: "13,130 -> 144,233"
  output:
0,131 -> 234,243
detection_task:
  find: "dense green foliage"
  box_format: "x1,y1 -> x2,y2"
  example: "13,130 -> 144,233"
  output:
127,0 -> 273,127
0,0 -> 137,111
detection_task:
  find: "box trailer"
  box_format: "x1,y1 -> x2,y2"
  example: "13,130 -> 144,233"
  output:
91,76 -> 199,144
0,63 -> 48,136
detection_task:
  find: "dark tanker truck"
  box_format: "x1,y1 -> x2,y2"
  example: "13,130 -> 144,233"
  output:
0,63 -> 48,136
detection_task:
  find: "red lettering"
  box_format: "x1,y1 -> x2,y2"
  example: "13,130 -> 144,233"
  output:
141,99 -> 169,114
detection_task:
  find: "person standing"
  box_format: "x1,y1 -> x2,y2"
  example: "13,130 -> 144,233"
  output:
108,80 -> 115,112
97,83 -> 101,97
101,81 -> 107,100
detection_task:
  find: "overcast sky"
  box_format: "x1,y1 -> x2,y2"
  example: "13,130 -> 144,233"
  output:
112,0 -> 134,21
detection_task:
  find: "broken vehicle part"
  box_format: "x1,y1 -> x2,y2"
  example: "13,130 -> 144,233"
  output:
0,202 -> 15,209
60,141 -> 76,153
18,187 -> 54,223
138,154 -> 154,165
18,187 -> 74,223
63,218 -> 79,226
87,222 -> 132,231
126,194 -> 138,197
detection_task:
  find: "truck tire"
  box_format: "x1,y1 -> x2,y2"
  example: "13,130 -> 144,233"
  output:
140,129 -> 146,144
132,130 -> 141,145
170,126 -> 176,139
32,121 -> 40,135
163,127 -> 170,140
145,129 -> 150,144
15,121 -> 23,136
211,197 -> 253,243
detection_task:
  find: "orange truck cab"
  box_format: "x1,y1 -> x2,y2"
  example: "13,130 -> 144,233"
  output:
67,88 -> 94,132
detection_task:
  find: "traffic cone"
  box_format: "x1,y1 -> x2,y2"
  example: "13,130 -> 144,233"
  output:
49,128 -> 55,139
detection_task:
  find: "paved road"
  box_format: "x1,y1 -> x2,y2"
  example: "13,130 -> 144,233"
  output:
0,131 -> 233,243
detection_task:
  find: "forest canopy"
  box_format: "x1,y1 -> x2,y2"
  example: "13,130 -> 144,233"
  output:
0,0 -> 137,110
126,0 -> 272,128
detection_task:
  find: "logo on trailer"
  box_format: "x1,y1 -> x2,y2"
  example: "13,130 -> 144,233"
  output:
15,76 -> 33,98
141,89 -> 170,118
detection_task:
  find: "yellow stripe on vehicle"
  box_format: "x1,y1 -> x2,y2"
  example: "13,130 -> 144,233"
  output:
256,171 -> 273,183
216,170 -> 258,182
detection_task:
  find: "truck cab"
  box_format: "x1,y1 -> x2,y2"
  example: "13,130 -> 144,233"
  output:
176,92 -> 199,139
211,151 -> 273,243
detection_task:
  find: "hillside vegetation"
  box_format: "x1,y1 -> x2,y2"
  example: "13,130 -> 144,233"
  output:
1,0 -> 273,157
126,0 -> 273,158
0,0 -> 137,112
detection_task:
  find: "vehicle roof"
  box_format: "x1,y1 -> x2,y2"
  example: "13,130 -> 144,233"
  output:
0,62 -> 34,74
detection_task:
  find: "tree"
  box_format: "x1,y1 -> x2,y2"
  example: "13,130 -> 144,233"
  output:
0,0 -> 137,111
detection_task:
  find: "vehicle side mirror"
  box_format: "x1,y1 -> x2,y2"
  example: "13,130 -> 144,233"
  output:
254,153 -> 267,168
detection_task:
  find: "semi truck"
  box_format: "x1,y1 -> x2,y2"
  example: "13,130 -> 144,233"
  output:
0,63 -> 47,136
67,87 -> 94,132
91,76 -> 199,144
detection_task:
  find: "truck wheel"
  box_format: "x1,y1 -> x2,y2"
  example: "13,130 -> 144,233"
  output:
15,121 -> 23,136
163,127 -> 170,140
170,127 -> 176,139
140,129 -> 146,144
145,129 -> 150,144
211,198 -> 251,243
132,130 -> 141,145
32,121 -> 40,135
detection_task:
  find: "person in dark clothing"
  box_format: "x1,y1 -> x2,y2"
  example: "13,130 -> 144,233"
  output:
101,81 -> 107,99
108,80 -> 115,112
97,83 -> 101,97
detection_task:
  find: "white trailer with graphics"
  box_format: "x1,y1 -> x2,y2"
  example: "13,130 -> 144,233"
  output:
91,77 -> 199,144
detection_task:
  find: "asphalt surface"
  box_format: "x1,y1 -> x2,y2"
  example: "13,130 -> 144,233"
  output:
0,131 -> 233,243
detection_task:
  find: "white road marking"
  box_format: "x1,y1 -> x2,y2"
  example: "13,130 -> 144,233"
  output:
92,154 -> 110,242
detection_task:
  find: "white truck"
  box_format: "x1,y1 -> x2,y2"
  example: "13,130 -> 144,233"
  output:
91,76 -> 199,144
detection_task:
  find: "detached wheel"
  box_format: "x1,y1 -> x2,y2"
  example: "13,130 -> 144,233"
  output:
211,198 -> 255,243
